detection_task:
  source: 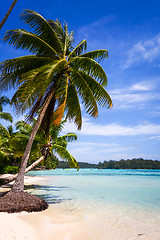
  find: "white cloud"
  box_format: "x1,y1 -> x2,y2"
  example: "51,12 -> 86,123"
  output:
109,80 -> 159,109
110,80 -> 154,94
71,142 -> 118,148
81,122 -> 160,136
129,81 -> 154,91
67,141 -> 160,162
123,34 -> 160,69
63,118 -> 160,137
111,92 -> 159,109
67,141 -> 133,162
149,136 -> 160,141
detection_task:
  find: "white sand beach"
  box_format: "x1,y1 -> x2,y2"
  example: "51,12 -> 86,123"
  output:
0,175 -> 160,240
0,201 -> 160,240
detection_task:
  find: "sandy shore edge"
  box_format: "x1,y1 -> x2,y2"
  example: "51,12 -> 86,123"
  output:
0,175 -> 43,195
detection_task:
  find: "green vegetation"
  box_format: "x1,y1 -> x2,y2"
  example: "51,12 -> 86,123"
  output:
3,165 -> 19,174
0,118 -> 78,175
0,95 -> 13,123
97,159 -> 160,169
57,161 -> 98,169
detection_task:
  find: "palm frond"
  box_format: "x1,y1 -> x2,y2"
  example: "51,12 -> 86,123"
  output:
15,120 -> 33,134
51,144 -> 79,170
7,125 -> 14,135
0,135 -> 12,156
65,84 -> 82,130
48,19 -> 64,41
71,57 -> 108,86
77,71 -> 112,108
54,138 -> 67,148
0,112 -> 13,122
11,82 -> 41,115
79,49 -> 108,62
52,97 -> 67,126
68,39 -> 87,59
24,60 -> 67,119
3,29 -> 58,57
57,133 -> 77,142
0,96 -> 10,110
51,76 -> 68,126
49,119 -> 66,139
0,124 -> 10,137
11,59 -> 67,115
48,20 -> 74,54
0,56 -> 52,91
52,77 -> 68,126
71,71 -> 98,117
20,9 -> 63,54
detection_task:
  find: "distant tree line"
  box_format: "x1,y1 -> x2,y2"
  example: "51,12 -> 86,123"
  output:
57,161 -> 97,169
98,158 -> 160,169
57,158 -> 160,169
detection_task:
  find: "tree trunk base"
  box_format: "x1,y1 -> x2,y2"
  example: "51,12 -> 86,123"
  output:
0,190 -> 48,213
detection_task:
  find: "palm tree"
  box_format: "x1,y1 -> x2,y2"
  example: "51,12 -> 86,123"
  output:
0,121 -> 39,177
0,0 -> 18,30
0,96 -> 12,123
0,9 -> 112,193
0,120 -> 78,184
0,126 -> 12,158
0,124 -> 16,176
16,119 -> 79,171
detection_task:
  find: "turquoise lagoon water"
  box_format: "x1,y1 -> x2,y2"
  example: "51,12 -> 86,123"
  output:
26,169 -> 160,212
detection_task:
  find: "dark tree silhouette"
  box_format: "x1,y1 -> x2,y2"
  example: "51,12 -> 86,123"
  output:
0,0 -> 18,30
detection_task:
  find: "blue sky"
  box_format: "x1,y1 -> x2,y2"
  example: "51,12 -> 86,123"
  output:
0,0 -> 160,163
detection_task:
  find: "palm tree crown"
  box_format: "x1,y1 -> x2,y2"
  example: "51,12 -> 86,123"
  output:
0,9 -> 112,135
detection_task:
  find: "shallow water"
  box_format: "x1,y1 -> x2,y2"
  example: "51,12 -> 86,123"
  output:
26,169 -> 160,209
26,169 -> 160,239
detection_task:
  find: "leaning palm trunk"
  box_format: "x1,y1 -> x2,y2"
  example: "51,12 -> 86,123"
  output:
0,0 -> 18,30
25,155 -> 45,173
0,173 -> 18,185
11,92 -> 54,192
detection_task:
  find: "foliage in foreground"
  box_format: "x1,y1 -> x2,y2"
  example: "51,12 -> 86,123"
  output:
0,119 -> 78,174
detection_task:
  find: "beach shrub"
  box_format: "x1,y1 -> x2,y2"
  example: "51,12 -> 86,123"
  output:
3,165 -> 19,174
